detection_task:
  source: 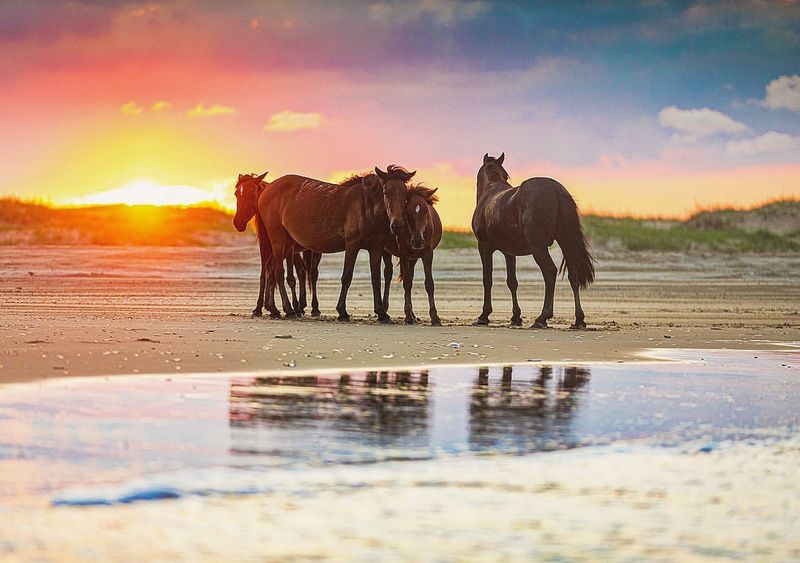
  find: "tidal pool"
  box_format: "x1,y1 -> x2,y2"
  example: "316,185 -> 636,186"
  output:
0,349 -> 798,560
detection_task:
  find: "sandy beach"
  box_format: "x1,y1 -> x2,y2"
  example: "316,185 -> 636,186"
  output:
1,245 -> 798,386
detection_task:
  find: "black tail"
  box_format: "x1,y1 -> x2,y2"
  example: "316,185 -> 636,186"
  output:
555,189 -> 595,289
302,250 -> 313,292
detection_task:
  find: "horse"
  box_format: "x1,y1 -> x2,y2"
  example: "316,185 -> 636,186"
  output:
233,173 -> 319,318
381,184 -> 443,325
471,153 -> 594,329
258,165 -> 415,321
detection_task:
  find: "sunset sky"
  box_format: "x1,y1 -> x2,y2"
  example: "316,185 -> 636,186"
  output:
1,0 -> 799,228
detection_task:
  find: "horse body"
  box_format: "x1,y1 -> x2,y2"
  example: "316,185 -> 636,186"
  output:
258,166 -> 414,321
472,154 -> 594,329
234,173 -> 317,318
382,186 -> 442,325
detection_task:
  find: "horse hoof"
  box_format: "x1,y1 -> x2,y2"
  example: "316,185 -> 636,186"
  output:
473,317 -> 489,326
251,310 -> 263,318
337,314 -> 351,322
570,321 -> 587,330
404,316 -> 415,325
378,315 -> 392,324
510,317 -> 522,327
532,320 -> 548,329
431,318 -> 442,326
311,310 -> 321,318
269,311 -> 282,320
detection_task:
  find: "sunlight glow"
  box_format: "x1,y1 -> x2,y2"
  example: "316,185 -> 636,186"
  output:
59,180 -> 233,208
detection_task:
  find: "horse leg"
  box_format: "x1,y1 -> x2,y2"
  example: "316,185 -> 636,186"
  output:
402,257 -> 417,324
382,250 -> 393,312
336,247 -> 359,322
285,256 -> 299,317
474,242 -> 493,325
422,251 -> 441,326
504,253 -> 522,326
293,253 -> 307,316
253,253 -> 266,318
568,270 -> 587,329
531,245 -> 557,328
269,233 -> 296,318
369,248 -> 391,323
309,252 -> 321,317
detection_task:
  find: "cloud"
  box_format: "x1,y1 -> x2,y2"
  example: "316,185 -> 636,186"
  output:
151,100 -> 173,112
120,101 -> 144,115
264,110 -> 325,132
726,131 -> 800,156
370,0 -> 489,26
762,75 -> 800,112
658,106 -> 749,139
185,103 -> 238,118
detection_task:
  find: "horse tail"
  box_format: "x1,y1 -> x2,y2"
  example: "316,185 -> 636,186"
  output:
555,189 -> 595,289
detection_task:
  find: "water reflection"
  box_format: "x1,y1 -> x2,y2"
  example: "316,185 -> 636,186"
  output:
471,365 -> 591,451
227,365 -> 592,459
228,370 -> 432,459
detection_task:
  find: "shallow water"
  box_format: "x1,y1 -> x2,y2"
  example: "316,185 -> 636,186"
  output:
0,349 -> 796,505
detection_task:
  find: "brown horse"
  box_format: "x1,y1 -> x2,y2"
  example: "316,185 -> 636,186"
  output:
382,184 -> 443,325
471,153 -> 594,329
233,173 -> 318,318
259,165 -> 415,321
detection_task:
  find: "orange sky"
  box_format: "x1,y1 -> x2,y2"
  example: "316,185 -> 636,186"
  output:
1,1 -> 798,229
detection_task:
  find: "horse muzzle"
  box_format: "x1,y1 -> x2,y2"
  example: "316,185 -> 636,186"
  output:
390,220 -> 403,236
233,218 -> 247,232
411,235 -> 424,250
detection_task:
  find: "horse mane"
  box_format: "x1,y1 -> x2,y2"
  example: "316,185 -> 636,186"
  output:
385,164 -> 412,179
339,171 -> 374,187
407,183 -> 439,205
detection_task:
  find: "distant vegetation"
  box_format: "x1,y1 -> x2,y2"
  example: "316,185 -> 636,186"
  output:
1,198 -> 798,252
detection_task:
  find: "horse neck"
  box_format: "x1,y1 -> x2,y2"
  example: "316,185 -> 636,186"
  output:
481,167 -> 511,197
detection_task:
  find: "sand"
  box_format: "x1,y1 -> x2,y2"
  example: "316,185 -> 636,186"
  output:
1,244 -> 798,386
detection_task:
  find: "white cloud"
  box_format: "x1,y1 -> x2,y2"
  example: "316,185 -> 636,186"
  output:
264,110 -> 325,132
370,0 -> 489,26
658,106 -> 749,139
151,100 -> 173,112
762,75 -> 800,112
120,101 -> 144,115
185,103 -> 238,118
726,131 -> 800,156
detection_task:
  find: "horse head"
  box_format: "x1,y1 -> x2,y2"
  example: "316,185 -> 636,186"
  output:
233,171 -> 267,232
374,165 -> 416,236
405,185 -> 438,250
477,153 -> 508,200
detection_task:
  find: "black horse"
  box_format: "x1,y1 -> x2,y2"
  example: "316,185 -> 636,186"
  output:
471,153 -> 595,329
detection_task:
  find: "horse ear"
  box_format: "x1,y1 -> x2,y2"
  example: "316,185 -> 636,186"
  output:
374,167 -> 388,182
483,153 -> 490,165
497,152 -> 505,165
402,170 -> 416,182
256,171 -> 268,182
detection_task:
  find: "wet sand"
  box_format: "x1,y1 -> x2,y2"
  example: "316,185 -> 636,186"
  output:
1,245 -> 798,385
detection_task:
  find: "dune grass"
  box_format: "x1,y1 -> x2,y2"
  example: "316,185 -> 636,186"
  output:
1,197 -> 798,252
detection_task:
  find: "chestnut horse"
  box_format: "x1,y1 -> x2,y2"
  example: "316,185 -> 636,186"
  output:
259,165 -> 415,321
233,173 -> 319,318
472,153 -> 594,329
382,184 -> 442,325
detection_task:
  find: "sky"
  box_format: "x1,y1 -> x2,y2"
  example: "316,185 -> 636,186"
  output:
1,0 -> 799,228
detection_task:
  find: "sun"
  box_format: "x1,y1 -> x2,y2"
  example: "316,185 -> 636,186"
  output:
58,179 -> 234,209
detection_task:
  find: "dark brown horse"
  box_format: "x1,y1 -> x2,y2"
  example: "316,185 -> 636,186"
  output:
382,184 -> 443,325
471,153 -> 594,329
234,173 -> 319,318
258,165 -> 415,321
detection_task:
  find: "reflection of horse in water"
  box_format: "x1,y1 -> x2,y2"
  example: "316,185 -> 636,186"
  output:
229,371 -> 430,450
470,365 -> 591,451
